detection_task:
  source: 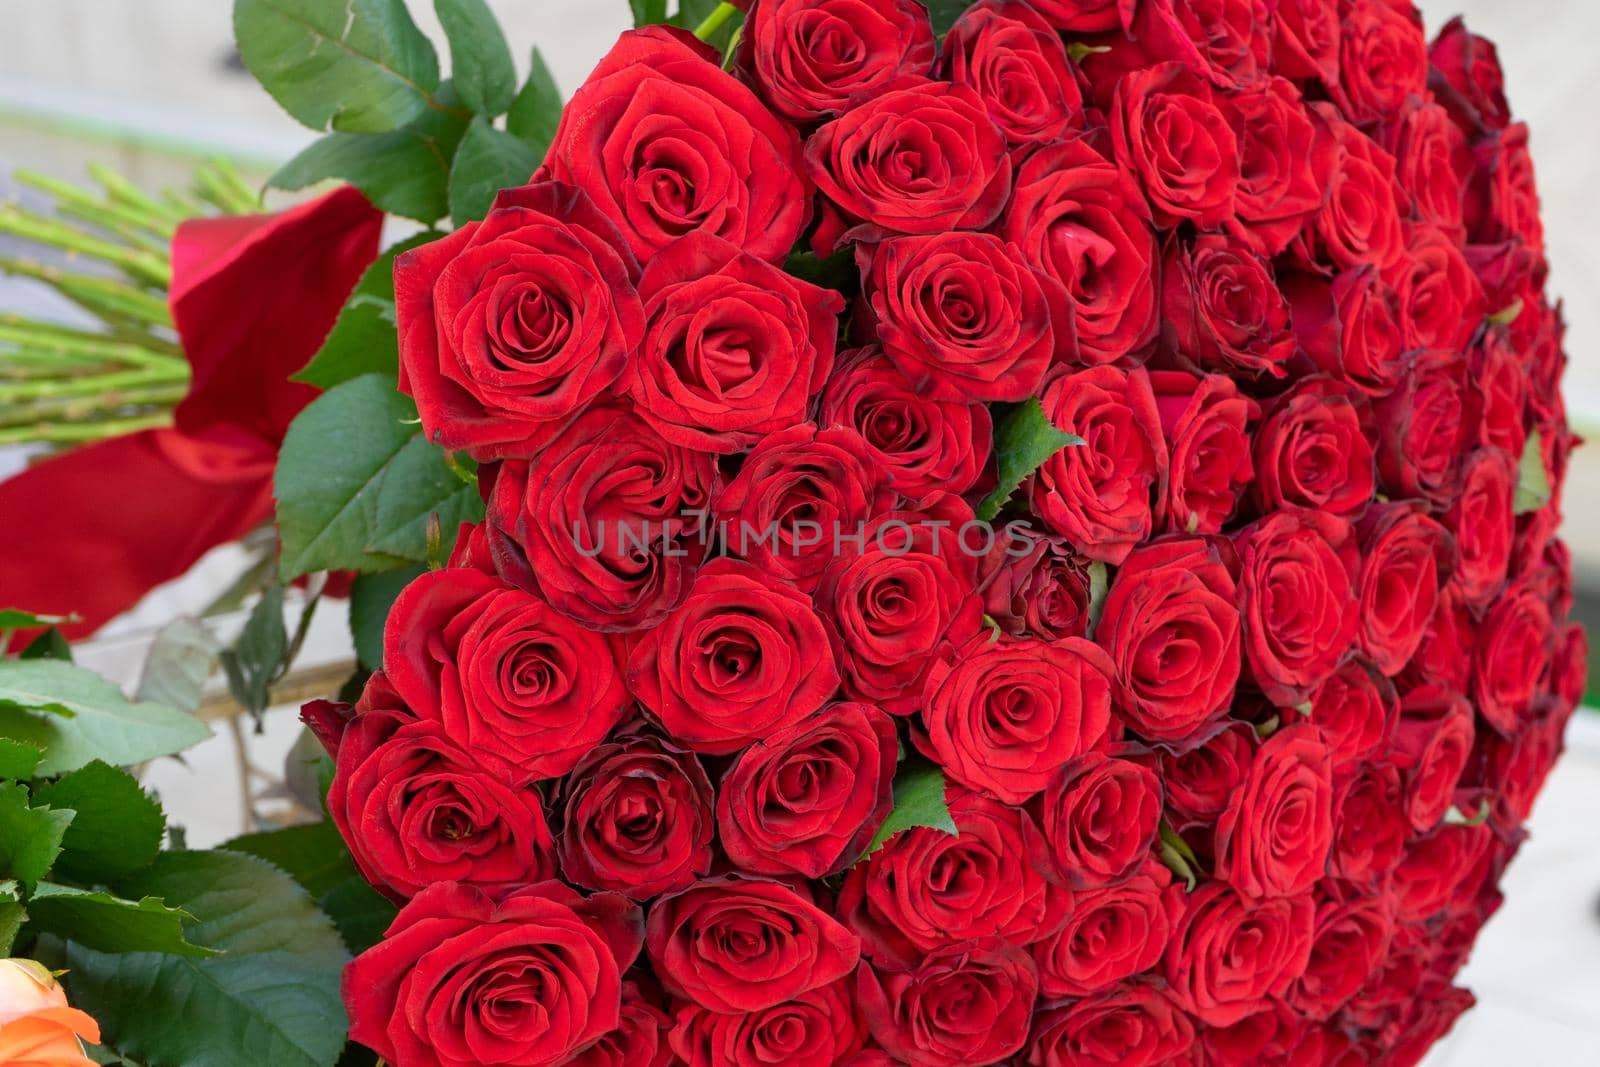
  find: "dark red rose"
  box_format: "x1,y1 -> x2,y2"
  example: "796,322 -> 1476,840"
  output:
1026,982 -> 1196,1067
1030,365 -> 1168,565
1307,659 -> 1397,773
1128,0 -> 1273,88
1234,508 -> 1359,704
1469,122 -> 1545,257
566,981 -> 674,1067
1151,371 -> 1259,535
1354,503 -> 1454,676
814,501 -> 984,714
383,566 -> 628,780
1025,0 -> 1124,32
1288,896 -> 1394,1021
1160,722 -> 1256,826
1162,232 -> 1296,381
1215,725 -> 1334,899
979,526 -> 1095,640
820,347 -> 992,499
1387,100 -> 1471,238
486,402 -> 718,632
1305,108 -> 1407,273
1483,700 -> 1570,830
1374,349 -> 1471,504
841,788 -> 1068,965
1272,0 -> 1340,85
1164,882 -> 1315,1026
627,233 -> 843,453
1401,588 -> 1476,694
740,0 -> 934,123
1395,223 -> 1486,354
718,701 -> 898,877
395,182 -> 644,459
918,631 -> 1116,804
1472,576 -> 1554,735
1387,985 -> 1477,1067
806,79 -> 1011,247
714,423 -> 892,591
857,938 -> 1038,1067
345,881 -> 642,1067
627,558 -> 841,754
323,676 -> 555,900
1099,537 -> 1240,745
1284,266 -> 1406,397
1032,860 -> 1180,998
1430,16 -> 1510,132
1002,138 -> 1160,365
541,27 -> 809,263
1392,685 -> 1475,833
1329,762 -> 1410,887
1201,1004 -> 1326,1067
556,728 -> 714,900
1468,332 -> 1530,461
1112,63 -> 1240,229
1332,0 -> 1426,126
648,877 -> 860,1013
942,0 -> 1085,152
1038,752 -> 1163,888
1252,378 -> 1375,516
1550,622 -> 1589,713
1446,449 -> 1517,610
668,979 -> 868,1067
1227,76 -> 1327,255
1392,822 -> 1492,922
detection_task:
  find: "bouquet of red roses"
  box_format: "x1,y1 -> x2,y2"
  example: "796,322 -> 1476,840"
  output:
272,1 -> 1582,1065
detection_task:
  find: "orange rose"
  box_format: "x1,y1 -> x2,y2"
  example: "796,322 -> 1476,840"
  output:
0,959 -> 99,1065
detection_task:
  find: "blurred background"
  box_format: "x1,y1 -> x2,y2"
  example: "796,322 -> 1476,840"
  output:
0,2 -> 1596,1063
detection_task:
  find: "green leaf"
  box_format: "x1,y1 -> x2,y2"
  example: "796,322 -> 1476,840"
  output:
26,884 -> 214,958
223,821 -> 361,900
58,850 -> 349,1067
318,875 -> 396,955
0,738 -> 43,780
0,660 -> 209,777
1515,429 -> 1551,514
219,588 -> 288,716
275,374 -> 484,580
0,782 -> 73,889
0,901 -> 23,956
0,609 -> 77,630
136,618 -> 220,715
448,116 -> 542,226
434,0 -> 516,115
350,566 -> 425,670
295,233 -> 442,389
505,47 -> 562,159
270,83 -> 471,223
20,629 -> 71,662
1085,561 -> 1109,640
864,758 -> 956,857
918,0 -> 967,39
630,0 -> 670,26
234,0 -> 442,133
32,761 -> 165,883
975,397 -> 1086,521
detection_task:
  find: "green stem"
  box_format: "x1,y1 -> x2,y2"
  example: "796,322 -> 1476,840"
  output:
0,313 -> 180,355
693,2 -> 739,41
90,162 -> 187,226
0,260 -> 173,326
0,382 -> 188,429
0,325 -> 186,372
0,206 -> 172,287
0,411 -> 173,446
15,170 -> 177,240
202,159 -> 263,215
0,366 -> 188,402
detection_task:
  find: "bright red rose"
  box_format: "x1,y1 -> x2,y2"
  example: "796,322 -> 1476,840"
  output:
1394,223 -> 1486,354
1164,882 -> 1315,1026
1112,62 -> 1240,228
1306,108 -> 1407,273
1201,1004 -> 1328,1067
565,981 -> 674,1067
918,631 -> 1116,804
1038,752 -> 1163,888
541,27 -> 810,263
1002,138 -> 1160,365
1289,896 -> 1394,1021
1160,722 -> 1256,827
555,728 -> 715,900
1354,503 -> 1454,675
485,402 -> 718,632
668,979 -> 868,1067
1392,685 -> 1476,832
627,233 -> 843,453
1162,232 -> 1296,380
1308,659 -> 1397,772
1025,982 -> 1196,1067
1329,762 -> 1410,887
942,0 -> 1084,151
1215,725 -> 1334,899
1333,0 -> 1427,126
394,183 -> 643,460
1273,0 -> 1340,83
1468,122 -> 1544,256
1472,576 -> 1554,735
1468,332 -> 1531,461
1483,699 -> 1570,830
344,881 -> 643,1067
647,877 -> 861,1013
1387,100 -> 1471,238
978,526 -> 1095,640
857,938 -> 1038,1067
1025,0 -> 1124,32
1391,822 -> 1492,922
1252,378 -> 1375,516
1284,266 -> 1406,397
1129,0 -> 1273,87
627,558 -> 840,755
717,702 -> 897,878
1446,449 -> 1517,609
1430,16 -> 1510,132
1030,365 -> 1168,564
1032,860 -> 1180,998
740,0 -> 934,123
1401,588 -> 1477,694
1228,76 -> 1327,255
1151,371 -> 1259,535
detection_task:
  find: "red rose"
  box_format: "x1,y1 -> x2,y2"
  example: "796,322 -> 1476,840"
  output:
717,701 -> 898,877
1307,659 -> 1398,773
1038,752 -> 1163,888
1354,503 -> 1454,675
1430,16 -> 1510,133
1272,0 -> 1340,83
1305,109 -> 1407,273
1032,860 -> 1181,998
978,526 -> 1095,640
1150,371 -> 1259,535
1128,0 -> 1273,88
942,0 -> 1085,152
840,789 -> 1067,965
1162,232 -> 1295,380
1469,122 -> 1545,257
627,233 -> 843,453
1026,982 -> 1196,1067
383,566 -> 628,780
814,501 -> 983,714
1252,378 -> 1375,516
1025,0 -> 1123,32
627,558 -> 841,755
1214,724 -> 1334,899
1160,722 -> 1256,826
820,346 -> 992,499
394,183 -> 644,460
1374,350 -> 1470,505
541,27 -> 810,263
714,424 -> 892,591
1472,576 -> 1553,735
344,881 -> 643,1067
1289,896 -> 1394,1021
322,677 -> 555,900
1233,508 -> 1359,704
1395,223 -> 1486,354
860,230 -> 1069,402
1392,685 -> 1475,832
857,938 -> 1038,1067
1228,76 -> 1327,255
1332,0 -> 1426,126
556,728 -> 715,900
1387,100 -> 1471,238
1445,449 -> 1516,609
565,981 -> 674,1067
1002,139 -> 1160,365
1329,762 -> 1410,887
1483,700 -> 1570,830
1401,589 -> 1476,694
1392,822 -> 1492,922
485,403 -> 718,632
806,79 -> 1011,247
1468,332 -> 1530,461
1112,63 -> 1240,229
669,979 -> 868,1067
740,0 -> 934,123
918,632 -> 1116,804
1164,882 -> 1315,1026
1030,365 -> 1168,565
1200,1004 -> 1327,1067
1284,266 -> 1406,397
1097,537 -> 1241,745
647,877 -> 861,1012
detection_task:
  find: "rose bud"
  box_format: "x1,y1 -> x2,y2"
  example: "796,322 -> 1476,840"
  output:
1037,752 -> 1164,889
978,526 -> 1094,640
1112,62 -> 1241,229
1252,378 -> 1375,517
1026,982 -> 1197,1067
941,0 -> 1085,153
1150,371 -> 1259,535
1032,860 -> 1182,998
1214,724 -> 1335,900
1329,762 -> 1410,887
668,979 -> 868,1067
857,938 -> 1038,1067
1164,882 -> 1315,1026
